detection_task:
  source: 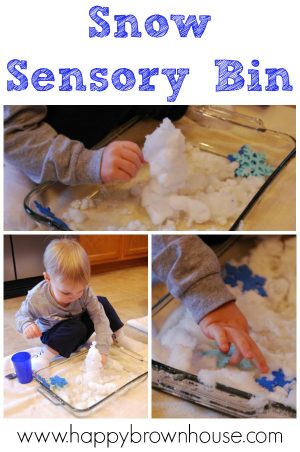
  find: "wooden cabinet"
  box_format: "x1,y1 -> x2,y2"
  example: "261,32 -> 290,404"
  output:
123,235 -> 148,258
79,235 -> 123,265
79,235 -> 148,273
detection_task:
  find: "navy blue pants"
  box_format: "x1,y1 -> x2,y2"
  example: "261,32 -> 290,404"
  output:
40,296 -> 123,357
45,106 -> 188,148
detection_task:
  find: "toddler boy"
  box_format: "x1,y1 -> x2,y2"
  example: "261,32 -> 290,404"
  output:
16,238 -> 130,371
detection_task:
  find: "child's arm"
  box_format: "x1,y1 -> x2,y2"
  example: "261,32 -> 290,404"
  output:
152,235 -> 268,373
15,296 -> 41,338
4,106 -> 143,186
152,235 -> 234,323
85,288 -> 112,363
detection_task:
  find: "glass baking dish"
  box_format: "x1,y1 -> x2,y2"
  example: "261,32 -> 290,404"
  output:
33,345 -> 147,417
23,106 -> 296,231
152,236 -> 296,418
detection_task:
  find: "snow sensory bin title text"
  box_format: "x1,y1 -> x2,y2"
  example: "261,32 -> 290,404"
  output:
6,4 -> 293,101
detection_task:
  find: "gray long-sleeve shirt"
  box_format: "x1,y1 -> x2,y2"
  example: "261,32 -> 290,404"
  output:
15,281 -> 112,355
4,105 -> 104,185
152,235 -> 234,324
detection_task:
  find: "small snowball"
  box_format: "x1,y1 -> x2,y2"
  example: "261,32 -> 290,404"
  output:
168,345 -> 193,371
169,195 -> 211,224
70,199 -> 81,209
62,208 -> 87,224
126,220 -> 147,230
106,225 -> 119,231
161,219 -> 176,231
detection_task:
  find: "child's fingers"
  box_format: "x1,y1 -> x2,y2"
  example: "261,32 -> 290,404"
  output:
113,169 -> 132,182
117,159 -> 139,178
121,141 -> 141,154
228,346 -> 243,365
35,326 -> 42,337
118,142 -> 144,164
28,326 -> 41,338
227,328 -> 254,360
120,148 -> 143,170
227,328 -> 269,373
247,336 -> 269,373
208,324 -> 230,354
32,325 -> 40,336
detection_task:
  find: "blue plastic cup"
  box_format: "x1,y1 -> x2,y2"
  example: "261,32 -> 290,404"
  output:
11,351 -> 33,384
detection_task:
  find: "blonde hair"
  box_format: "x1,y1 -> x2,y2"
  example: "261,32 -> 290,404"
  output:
43,239 -> 90,284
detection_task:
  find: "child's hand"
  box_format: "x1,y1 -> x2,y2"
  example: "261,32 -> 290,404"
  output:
200,301 -> 269,373
101,354 -> 107,366
23,324 -> 42,339
100,141 -> 144,183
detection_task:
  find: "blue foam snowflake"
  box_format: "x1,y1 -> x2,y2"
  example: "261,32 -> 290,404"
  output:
49,375 -> 68,389
34,201 -> 71,231
227,145 -> 274,177
223,263 -> 267,297
256,369 -> 296,392
202,345 -> 254,370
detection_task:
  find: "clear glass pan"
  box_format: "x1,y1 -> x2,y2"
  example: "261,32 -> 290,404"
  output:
152,236 -> 296,418
34,346 -> 147,417
24,106 -> 296,231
